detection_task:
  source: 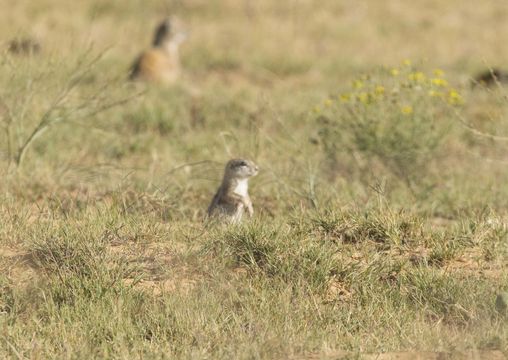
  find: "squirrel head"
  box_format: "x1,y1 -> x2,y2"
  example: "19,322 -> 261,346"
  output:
153,17 -> 187,48
224,159 -> 259,180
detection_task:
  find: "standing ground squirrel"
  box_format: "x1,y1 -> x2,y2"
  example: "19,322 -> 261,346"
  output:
129,17 -> 186,84
207,159 -> 259,223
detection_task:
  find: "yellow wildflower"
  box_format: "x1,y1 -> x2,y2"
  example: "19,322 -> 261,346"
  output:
374,85 -> 385,95
357,92 -> 370,104
352,80 -> 364,89
401,105 -> 413,115
339,93 -> 351,103
448,89 -> 463,105
430,78 -> 448,87
402,59 -> 412,67
314,105 -> 322,113
428,90 -> 443,97
433,69 -> 445,77
324,98 -> 333,107
390,68 -> 400,76
408,72 -> 425,83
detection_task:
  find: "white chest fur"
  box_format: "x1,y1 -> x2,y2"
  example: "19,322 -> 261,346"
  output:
233,179 -> 249,197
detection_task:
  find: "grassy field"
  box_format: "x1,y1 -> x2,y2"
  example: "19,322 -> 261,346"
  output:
1,0 -> 508,358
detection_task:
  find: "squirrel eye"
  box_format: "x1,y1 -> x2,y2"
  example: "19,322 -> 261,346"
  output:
238,161 -> 248,167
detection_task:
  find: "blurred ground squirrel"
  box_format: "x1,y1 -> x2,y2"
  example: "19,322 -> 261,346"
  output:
207,159 -> 259,223
472,68 -> 508,88
129,17 -> 186,83
7,37 -> 41,56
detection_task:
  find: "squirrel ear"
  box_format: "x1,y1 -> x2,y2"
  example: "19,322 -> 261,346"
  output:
153,19 -> 171,46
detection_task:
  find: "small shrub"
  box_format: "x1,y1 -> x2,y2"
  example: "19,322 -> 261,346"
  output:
208,222 -> 338,291
317,64 -> 462,193
311,208 -> 423,247
210,223 -> 279,273
0,50 -> 137,170
0,275 -> 15,315
399,268 -> 492,325
29,226 -> 133,306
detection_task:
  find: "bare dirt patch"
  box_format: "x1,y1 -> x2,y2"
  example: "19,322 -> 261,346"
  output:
0,246 -> 38,287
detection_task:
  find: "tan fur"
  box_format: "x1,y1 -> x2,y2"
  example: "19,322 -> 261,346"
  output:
208,159 -> 259,224
131,48 -> 180,83
130,17 -> 186,84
